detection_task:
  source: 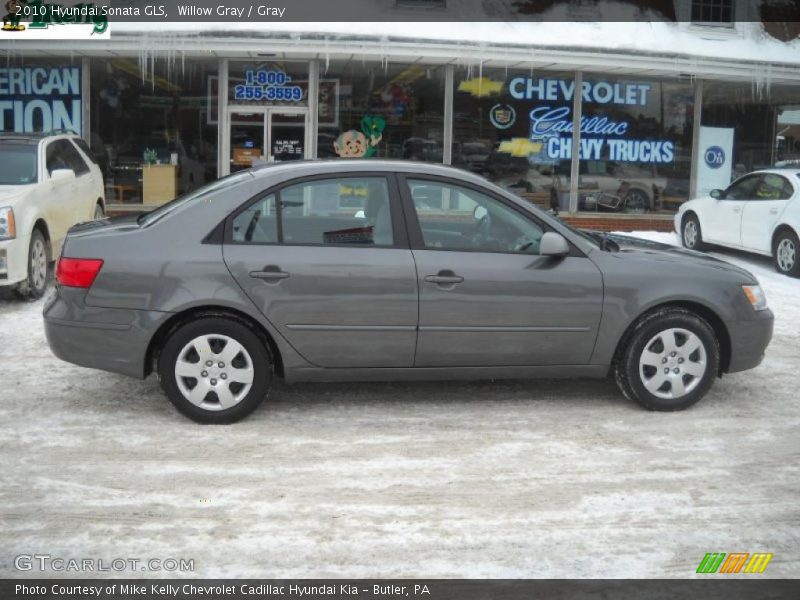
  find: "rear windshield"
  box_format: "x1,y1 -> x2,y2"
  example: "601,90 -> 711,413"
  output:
138,169 -> 254,227
0,143 -> 37,185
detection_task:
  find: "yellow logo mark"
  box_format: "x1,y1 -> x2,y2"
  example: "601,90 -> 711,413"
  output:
457,77 -> 503,98
498,138 -> 543,157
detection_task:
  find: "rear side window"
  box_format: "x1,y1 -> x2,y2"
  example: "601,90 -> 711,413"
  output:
754,173 -> 793,200
232,177 -> 394,246
232,194 -> 278,243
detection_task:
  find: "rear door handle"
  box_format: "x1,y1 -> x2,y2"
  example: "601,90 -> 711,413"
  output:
425,270 -> 464,285
770,208 -> 778,214
733,207 -> 741,213
250,266 -> 290,281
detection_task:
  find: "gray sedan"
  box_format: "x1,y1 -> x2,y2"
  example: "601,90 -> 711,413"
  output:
44,161 -> 774,423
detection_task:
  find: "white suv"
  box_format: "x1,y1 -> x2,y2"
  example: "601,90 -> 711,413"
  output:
0,133 -> 105,299
676,169 -> 800,277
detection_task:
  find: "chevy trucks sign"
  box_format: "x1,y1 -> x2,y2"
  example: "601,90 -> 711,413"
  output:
0,66 -> 82,135
508,75 -> 675,164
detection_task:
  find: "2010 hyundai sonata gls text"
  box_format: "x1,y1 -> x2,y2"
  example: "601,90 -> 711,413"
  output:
44,161 -> 774,423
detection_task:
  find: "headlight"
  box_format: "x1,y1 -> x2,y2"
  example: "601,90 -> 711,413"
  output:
742,285 -> 768,311
0,207 -> 16,240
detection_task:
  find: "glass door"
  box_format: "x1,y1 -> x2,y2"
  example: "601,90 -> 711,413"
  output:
229,109 -> 267,173
267,110 -> 308,162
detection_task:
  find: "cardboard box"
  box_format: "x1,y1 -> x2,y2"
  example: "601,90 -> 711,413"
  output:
143,164 -> 178,205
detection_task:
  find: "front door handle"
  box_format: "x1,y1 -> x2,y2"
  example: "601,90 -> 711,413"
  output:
733,207 -> 741,213
250,265 -> 290,281
770,208 -> 778,214
425,270 -> 464,285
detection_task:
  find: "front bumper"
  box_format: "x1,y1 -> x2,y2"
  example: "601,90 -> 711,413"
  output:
726,308 -> 774,373
0,235 -> 31,287
43,286 -> 168,379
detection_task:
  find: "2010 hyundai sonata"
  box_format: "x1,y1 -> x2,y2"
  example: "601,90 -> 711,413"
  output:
44,161 -> 773,423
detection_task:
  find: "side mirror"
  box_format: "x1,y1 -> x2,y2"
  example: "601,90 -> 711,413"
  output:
540,232 -> 570,257
50,169 -> 76,183
710,189 -> 725,200
473,205 -> 488,220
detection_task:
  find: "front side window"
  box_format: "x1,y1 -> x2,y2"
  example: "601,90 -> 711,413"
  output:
724,174 -> 762,200
279,177 -> 394,246
407,179 -> 544,254
61,140 -> 90,175
45,141 -> 72,175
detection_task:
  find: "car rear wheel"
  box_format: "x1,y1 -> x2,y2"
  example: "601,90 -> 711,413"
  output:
94,203 -> 105,219
13,229 -> 50,300
681,214 -> 705,251
773,230 -> 799,277
158,317 -> 272,423
615,307 -> 720,411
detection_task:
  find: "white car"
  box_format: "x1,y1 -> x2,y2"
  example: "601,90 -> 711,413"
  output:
0,133 -> 105,299
675,169 -> 800,277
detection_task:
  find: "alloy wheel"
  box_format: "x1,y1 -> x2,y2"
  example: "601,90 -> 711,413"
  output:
174,334 -> 255,411
776,238 -> 796,272
638,328 -> 707,400
31,238 -> 47,292
683,220 -> 698,248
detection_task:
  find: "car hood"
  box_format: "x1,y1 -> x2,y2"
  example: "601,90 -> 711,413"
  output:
605,233 -> 758,283
0,185 -> 34,206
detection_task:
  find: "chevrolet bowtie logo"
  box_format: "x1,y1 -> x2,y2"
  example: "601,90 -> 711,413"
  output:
497,138 -> 543,157
457,77 -> 503,98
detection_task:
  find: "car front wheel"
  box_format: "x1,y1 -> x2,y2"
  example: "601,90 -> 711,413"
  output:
615,308 -> 720,411
13,229 -> 50,300
681,214 -> 705,251
774,229 -> 799,277
158,317 -> 272,423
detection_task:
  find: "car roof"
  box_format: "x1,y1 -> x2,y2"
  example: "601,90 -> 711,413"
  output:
247,159 -> 483,183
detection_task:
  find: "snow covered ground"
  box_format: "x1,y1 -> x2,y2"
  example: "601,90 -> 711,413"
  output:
1,236 -> 798,578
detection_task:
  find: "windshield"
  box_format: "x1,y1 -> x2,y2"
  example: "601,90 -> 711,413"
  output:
138,169 -> 254,227
0,144 -> 38,185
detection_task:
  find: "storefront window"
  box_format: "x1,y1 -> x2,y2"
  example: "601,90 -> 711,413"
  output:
577,75 -> 693,214
0,57 -> 83,135
90,58 -> 218,204
701,81 -> 799,194
317,61 -> 445,161
452,68 -> 575,214
453,69 -> 693,215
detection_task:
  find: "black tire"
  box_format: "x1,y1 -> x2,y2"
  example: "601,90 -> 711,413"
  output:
624,188 -> 650,213
681,213 -> 705,251
615,307 -> 720,411
13,228 -> 50,300
158,317 -> 272,423
773,229 -> 800,277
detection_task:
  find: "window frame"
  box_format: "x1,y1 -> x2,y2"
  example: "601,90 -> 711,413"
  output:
396,173 -> 582,257
223,171 -> 410,249
690,0 -> 735,27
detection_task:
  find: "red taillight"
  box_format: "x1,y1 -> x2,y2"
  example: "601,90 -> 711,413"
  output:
56,258 -> 104,288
